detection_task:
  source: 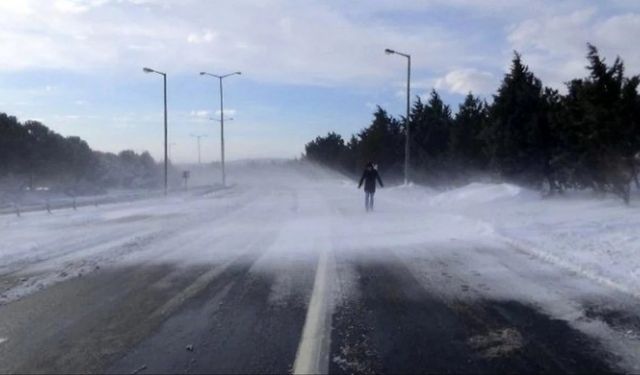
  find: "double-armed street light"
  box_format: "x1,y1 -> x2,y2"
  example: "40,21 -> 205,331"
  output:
385,48 -> 411,185
142,66 -> 169,195
190,134 -> 208,165
200,71 -> 241,187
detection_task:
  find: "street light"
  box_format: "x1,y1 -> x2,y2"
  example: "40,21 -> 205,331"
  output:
385,48 -> 411,185
168,142 -> 176,161
208,118 -> 232,168
190,134 -> 208,165
200,71 -> 241,187
143,66 -> 169,195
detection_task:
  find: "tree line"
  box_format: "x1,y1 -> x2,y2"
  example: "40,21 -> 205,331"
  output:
0,113 -> 168,195
305,45 -> 640,202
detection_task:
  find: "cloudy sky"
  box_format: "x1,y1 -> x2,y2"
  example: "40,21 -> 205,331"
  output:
1,0 -> 639,163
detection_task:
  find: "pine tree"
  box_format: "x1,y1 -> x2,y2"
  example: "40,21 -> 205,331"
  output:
304,132 -> 347,172
561,44 -> 639,202
486,52 -> 550,186
410,90 -> 452,178
450,93 -> 488,170
357,107 -> 403,176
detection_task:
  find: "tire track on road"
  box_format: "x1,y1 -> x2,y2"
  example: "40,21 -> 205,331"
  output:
329,251 -> 619,374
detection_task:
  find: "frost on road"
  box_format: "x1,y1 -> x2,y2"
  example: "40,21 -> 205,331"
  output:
0,162 -> 639,373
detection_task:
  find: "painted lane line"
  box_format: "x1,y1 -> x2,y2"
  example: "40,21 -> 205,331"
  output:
150,236 -> 268,320
293,248 -> 333,375
0,337 -> 7,345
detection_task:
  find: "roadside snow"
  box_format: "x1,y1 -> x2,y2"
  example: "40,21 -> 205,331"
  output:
422,182 -> 640,297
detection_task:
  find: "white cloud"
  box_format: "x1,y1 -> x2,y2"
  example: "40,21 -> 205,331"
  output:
53,0 -> 114,14
54,0 -> 91,14
187,29 -> 218,44
594,13 -> 640,69
0,1 -> 34,15
506,8 -> 640,90
507,8 -> 596,54
0,0 -> 638,91
190,110 -> 211,119
0,0 -> 470,86
215,109 -> 236,117
435,69 -> 496,95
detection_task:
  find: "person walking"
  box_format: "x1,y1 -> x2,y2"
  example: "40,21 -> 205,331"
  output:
358,162 -> 384,211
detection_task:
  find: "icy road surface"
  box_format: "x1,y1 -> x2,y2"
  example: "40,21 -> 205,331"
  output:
1,163 -> 639,373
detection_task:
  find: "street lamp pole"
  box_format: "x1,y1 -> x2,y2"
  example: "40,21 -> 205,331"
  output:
385,49 -> 411,185
143,67 -> 169,195
168,142 -> 176,161
200,71 -> 241,187
209,117 -> 233,169
190,134 -> 207,165
219,78 -> 225,183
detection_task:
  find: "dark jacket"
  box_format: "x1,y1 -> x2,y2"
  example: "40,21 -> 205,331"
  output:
359,168 -> 383,193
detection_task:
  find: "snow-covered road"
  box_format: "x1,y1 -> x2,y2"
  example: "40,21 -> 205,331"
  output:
0,162 -> 639,373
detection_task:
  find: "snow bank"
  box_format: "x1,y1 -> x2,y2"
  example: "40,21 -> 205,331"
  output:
415,181 -> 640,296
428,182 -> 535,207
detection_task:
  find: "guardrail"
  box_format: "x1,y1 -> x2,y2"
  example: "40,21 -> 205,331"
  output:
0,185 -> 227,217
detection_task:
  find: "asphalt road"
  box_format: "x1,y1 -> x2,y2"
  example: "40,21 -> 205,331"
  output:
1,166 -> 639,374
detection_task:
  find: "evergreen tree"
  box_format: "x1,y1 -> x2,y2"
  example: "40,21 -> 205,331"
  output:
486,52 -> 550,186
302,44 -> 639,202
344,135 -> 361,176
410,90 -> 452,177
356,107 -> 403,176
450,93 -> 489,170
304,132 -> 348,172
560,44 -> 639,202
0,113 -> 163,192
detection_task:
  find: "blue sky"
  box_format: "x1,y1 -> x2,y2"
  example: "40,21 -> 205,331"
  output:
1,0 -> 639,163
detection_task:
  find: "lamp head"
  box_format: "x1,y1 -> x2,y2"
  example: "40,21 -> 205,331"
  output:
143,67 -> 154,73
199,72 -> 206,75
384,48 -> 395,55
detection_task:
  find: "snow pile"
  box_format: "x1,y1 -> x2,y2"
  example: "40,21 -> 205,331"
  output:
428,182 -> 534,207
418,181 -> 640,296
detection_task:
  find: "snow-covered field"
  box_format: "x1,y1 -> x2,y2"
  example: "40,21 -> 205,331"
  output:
420,182 -> 640,298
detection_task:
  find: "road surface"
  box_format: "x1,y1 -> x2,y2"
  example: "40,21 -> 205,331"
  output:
1,163 -> 639,373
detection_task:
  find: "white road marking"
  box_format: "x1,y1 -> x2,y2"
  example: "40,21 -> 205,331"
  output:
150,236 -> 268,319
0,337 -> 7,345
293,248 -> 333,375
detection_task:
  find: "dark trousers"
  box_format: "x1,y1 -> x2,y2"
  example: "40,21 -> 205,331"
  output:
365,191 -> 375,211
